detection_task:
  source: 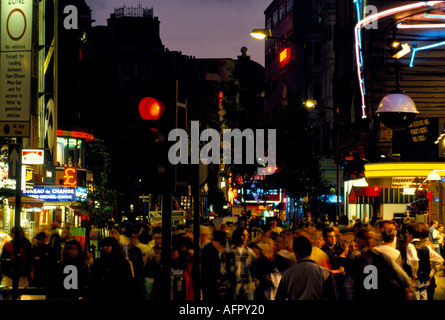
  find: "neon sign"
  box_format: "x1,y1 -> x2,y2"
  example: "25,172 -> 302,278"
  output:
353,1 -> 445,119
63,167 -> 77,186
279,47 -> 290,65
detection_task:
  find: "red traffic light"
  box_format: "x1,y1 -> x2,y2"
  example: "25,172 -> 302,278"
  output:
139,97 -> 165,120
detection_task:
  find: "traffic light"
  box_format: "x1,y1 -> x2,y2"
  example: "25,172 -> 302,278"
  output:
139,97 -> 166,121
137,79 -> 177,193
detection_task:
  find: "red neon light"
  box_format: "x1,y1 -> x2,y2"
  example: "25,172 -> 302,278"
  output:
279,48 -> 291,64
57,130 -> 94,142
64,167 -> 77,186
218,91 -> 223,106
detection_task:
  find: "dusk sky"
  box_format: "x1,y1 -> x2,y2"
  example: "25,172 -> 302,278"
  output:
86,0 -> 271,66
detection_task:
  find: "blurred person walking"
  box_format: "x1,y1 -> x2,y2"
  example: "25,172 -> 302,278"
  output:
47,239 -> 90,300
89,237 -> 133,300
0,226 -> 34,288
275,236 -> 337,300
220,227 -> 258,300
344,228 -> 413,300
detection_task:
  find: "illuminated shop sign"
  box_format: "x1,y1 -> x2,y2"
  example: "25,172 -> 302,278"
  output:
63,167 -> 77,186
22,149 -> 44,165
76,186 -> 87,202
243,188 -> 282,203
23,186 -> 76,202
279,47 -> 290,66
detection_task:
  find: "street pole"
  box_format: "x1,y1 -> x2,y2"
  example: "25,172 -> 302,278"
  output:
193,163 -> 201,300
161,193 -> 172,299
11,142 -> 22,300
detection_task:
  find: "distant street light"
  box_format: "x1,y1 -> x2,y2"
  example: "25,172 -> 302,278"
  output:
304,100 -> 317,108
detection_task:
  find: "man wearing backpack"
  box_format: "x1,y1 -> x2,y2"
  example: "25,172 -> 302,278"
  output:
405,222 -> 444,300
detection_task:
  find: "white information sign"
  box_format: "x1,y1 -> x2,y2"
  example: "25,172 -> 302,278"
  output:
0,0 -> 32,131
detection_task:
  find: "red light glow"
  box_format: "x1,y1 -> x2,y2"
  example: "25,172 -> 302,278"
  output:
139,97 -> 165,120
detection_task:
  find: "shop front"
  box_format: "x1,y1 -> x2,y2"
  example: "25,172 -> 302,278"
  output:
352,162 -> 445,224
3,195 -> 45,240
22,185 -> 87,231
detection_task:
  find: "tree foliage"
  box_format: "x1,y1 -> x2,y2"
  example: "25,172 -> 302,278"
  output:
77,139 -> 116,228
265,91 -> 329,215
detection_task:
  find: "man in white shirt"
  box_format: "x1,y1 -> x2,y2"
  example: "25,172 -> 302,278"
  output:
405,222 -> 444,300
376,226 -> 402,267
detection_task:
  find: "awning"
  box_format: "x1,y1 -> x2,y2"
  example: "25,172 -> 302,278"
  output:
348,186 -> 382,204
8,195 -> 45,208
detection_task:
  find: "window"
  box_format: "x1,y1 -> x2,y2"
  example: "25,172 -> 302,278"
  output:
279,2 -> 286,20
57,137 -> 84,168
287,0 -> 293,12
272,10 -> 279,27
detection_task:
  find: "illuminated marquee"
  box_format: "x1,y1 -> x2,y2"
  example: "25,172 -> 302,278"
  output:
23,186 -> 76,202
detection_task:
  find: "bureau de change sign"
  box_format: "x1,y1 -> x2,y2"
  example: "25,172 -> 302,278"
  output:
0,0 -> 32,137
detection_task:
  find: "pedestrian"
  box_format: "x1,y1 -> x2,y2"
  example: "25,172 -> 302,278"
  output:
376,224 -> 403,267
171,233 -> 194,300
0,226 -> 34,288
437,224 -> 445,258
377,220 -> 404,250
200,226 -> 221,300
147,226 -> 162,261
321,227 -> 345,278
30,231 -> 50,287
344,228 -> 413,300
47,239 -> 90,300
429,220 -> 441,255
144,244 -> 162,299
110,225 -> 129,259
89,236 -> 133,300
275,235 -> 337,300
127,227 -> 146,300
220,227 -> 258,300
404,222 -> 444,300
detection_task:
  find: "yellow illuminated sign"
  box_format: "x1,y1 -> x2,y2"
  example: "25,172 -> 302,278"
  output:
364,162 -> 445,178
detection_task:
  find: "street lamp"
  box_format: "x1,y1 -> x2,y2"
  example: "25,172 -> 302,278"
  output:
250,28 -> 272,40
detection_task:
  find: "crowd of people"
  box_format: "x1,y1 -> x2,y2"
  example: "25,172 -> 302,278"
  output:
0,215 -> 444,301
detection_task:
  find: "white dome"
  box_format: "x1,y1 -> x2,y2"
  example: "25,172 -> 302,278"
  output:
376,93 -> 418,114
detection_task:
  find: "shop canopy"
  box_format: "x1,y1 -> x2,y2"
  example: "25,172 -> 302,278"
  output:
348,186 -> 382,204
8,195 -> 45,208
